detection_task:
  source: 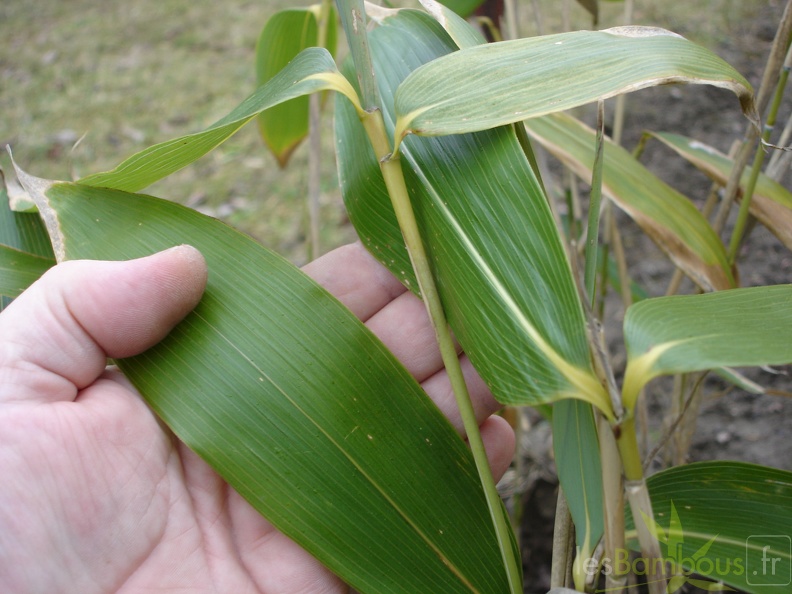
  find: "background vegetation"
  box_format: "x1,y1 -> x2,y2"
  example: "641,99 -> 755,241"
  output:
3,2 -> 791,591
0,0 -> 771,265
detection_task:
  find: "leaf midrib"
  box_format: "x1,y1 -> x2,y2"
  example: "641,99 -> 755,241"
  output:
195,310 -> 484,593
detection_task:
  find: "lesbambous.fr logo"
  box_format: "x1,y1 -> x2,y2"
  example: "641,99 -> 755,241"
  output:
580,501 -> 791,593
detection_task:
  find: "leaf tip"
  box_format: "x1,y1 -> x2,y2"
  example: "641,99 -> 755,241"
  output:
9,153 -> 65,262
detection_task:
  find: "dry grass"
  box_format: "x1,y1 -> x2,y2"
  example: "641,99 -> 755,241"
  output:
0,0 -> 766,263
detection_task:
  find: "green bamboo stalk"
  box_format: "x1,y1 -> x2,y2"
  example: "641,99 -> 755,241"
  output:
727,43 -> 791,262
631,132 -> 651,161
713,0 -> 792,236
576,104 -> 623,594
307,94 -> 322,260
580,105 -> 633,592
615,416 -> 666,594
606,0 -> 633,313
336,0 -> 379,111
584,100 -> 605,301
596,236 -> 609,320
726,143 -> 764,262
507,407 -> 526,549
335,1 -> 522,590
373,115 -> 523,594
306,0 -> 334,260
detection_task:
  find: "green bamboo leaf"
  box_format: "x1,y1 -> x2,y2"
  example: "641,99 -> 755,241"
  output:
0,244 -> 54,298
17,168 -> 511,594
625,461 -> 792,594
336,9 -> 610,413
622,284 -> 792,409
78,47 -> 358,192
393,27 -> 757,142
524,113 -> 735,291
552,400 -> 604,562
255,6 -> 338,167
647,131 -> 792,251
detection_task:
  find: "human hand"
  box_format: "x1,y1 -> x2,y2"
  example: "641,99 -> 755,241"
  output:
0,242 -> 514,593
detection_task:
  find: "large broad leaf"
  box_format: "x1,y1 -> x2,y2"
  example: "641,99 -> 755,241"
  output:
393,26 -> 757,141
0,170 -> 54,309
647,131 -> 792,252
552,400 -> 604,561
524,113 -> 735,292
626,461 -> 792,594
0,244 -> 53,299
78,47 -> 356,192
336,9 -> 609,413
255,6 -> 338,166
622,284 -> 792,409
18,170 -> 512,594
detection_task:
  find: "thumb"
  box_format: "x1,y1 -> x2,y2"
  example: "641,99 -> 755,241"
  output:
0,245 -> 207,405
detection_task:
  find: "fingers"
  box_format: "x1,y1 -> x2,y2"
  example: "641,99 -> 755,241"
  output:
364,291 -> 444,382
0,245 -> 207,405
480,415 -> 517,482
302,243 -> 406,321
356,273 -> 501,432
420,355 -> 501,435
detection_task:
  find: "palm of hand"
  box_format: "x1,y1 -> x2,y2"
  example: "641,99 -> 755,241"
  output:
1,372 -> 343,593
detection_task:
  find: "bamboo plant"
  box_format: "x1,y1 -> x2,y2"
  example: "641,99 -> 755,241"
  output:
3,1 -> 792,593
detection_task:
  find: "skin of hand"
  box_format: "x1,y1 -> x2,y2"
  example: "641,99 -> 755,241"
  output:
0,242 -> 515,594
